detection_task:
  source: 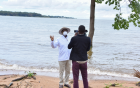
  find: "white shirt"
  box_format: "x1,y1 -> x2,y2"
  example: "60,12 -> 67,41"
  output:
51,35 -> 71,61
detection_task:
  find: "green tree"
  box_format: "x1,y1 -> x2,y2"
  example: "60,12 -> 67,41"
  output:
89,0 -> 140,46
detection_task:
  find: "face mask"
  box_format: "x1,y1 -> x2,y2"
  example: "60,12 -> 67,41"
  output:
63,31 -> 68,35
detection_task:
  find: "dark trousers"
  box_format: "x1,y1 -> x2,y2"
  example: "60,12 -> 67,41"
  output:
72,61 -> 88,88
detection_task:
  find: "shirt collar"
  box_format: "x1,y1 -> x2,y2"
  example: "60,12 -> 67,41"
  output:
61,35 -> 68,38
78,34 -> 84,36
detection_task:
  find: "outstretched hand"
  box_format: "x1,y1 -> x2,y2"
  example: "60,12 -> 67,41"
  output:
50,36 -> 54,41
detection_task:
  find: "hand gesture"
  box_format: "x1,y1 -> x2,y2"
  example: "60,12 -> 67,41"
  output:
50,36 -> 54,41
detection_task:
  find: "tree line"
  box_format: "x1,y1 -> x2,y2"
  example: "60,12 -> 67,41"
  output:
0,10 -> 75,19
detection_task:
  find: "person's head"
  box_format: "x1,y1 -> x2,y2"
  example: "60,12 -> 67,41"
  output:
62,29 -> 68,35
78,25 -> 86,34
59,27 -> 70,36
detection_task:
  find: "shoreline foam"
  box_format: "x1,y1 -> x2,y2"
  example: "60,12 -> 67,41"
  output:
0,63 -> 137,80
0,69 -> 140,82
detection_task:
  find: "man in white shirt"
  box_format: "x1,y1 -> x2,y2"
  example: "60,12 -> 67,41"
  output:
50,27 -> 71,88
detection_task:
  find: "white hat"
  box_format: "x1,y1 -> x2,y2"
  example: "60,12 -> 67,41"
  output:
59,27 -> 70,35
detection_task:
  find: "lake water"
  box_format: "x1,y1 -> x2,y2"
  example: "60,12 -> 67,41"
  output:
0,16 -> 140,78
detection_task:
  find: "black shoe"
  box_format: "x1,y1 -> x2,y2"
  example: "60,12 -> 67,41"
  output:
64,84 -> 71,88
59,85 -> 63,88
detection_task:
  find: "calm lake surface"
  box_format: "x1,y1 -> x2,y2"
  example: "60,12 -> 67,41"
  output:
0,16 -> 140,78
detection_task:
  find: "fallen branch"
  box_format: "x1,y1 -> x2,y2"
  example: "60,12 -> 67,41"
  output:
12,75 -> 28,82
12,73 -> 36,82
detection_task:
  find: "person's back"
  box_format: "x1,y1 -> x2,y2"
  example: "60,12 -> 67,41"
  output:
68,25 -> 91,88
68,34 -> 90,61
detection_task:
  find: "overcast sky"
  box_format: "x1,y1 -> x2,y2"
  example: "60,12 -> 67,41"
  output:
0,0 -> 131,19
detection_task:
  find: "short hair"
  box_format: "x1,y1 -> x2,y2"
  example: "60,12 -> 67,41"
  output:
78,25 -> 85,34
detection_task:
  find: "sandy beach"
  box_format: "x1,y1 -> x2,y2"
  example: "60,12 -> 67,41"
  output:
0,74 -> 140,88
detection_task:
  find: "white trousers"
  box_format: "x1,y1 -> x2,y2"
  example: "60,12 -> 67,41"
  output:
59,60 -> 71,85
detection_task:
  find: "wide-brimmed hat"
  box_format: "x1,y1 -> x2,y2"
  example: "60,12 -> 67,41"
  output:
78,25 -> 88,33
59,27 -> 70,35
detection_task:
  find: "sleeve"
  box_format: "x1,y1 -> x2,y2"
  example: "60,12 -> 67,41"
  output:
51,39 -> 59,48
87,37 -> 91,51
68,37 -> 74,49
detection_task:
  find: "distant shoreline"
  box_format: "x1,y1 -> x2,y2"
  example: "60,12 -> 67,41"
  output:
0,10 -> 75,19
0,15 -> 76,19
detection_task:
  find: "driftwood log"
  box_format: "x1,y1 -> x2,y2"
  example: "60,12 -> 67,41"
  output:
12,75 -> 28,82
12,73 -> 36,82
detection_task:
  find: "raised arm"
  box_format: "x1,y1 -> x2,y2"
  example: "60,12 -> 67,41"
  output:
50,36 -> 59,48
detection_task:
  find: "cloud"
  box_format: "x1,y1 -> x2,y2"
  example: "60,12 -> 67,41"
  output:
96,4 -> 115,11
0,6 -> 3,9
36,8 -> 90,19
63,10 -> 70,13
2,0 -> 90,10
1,0 -> 91,18
2,0 -> 54,8
0,0 -> 132,19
